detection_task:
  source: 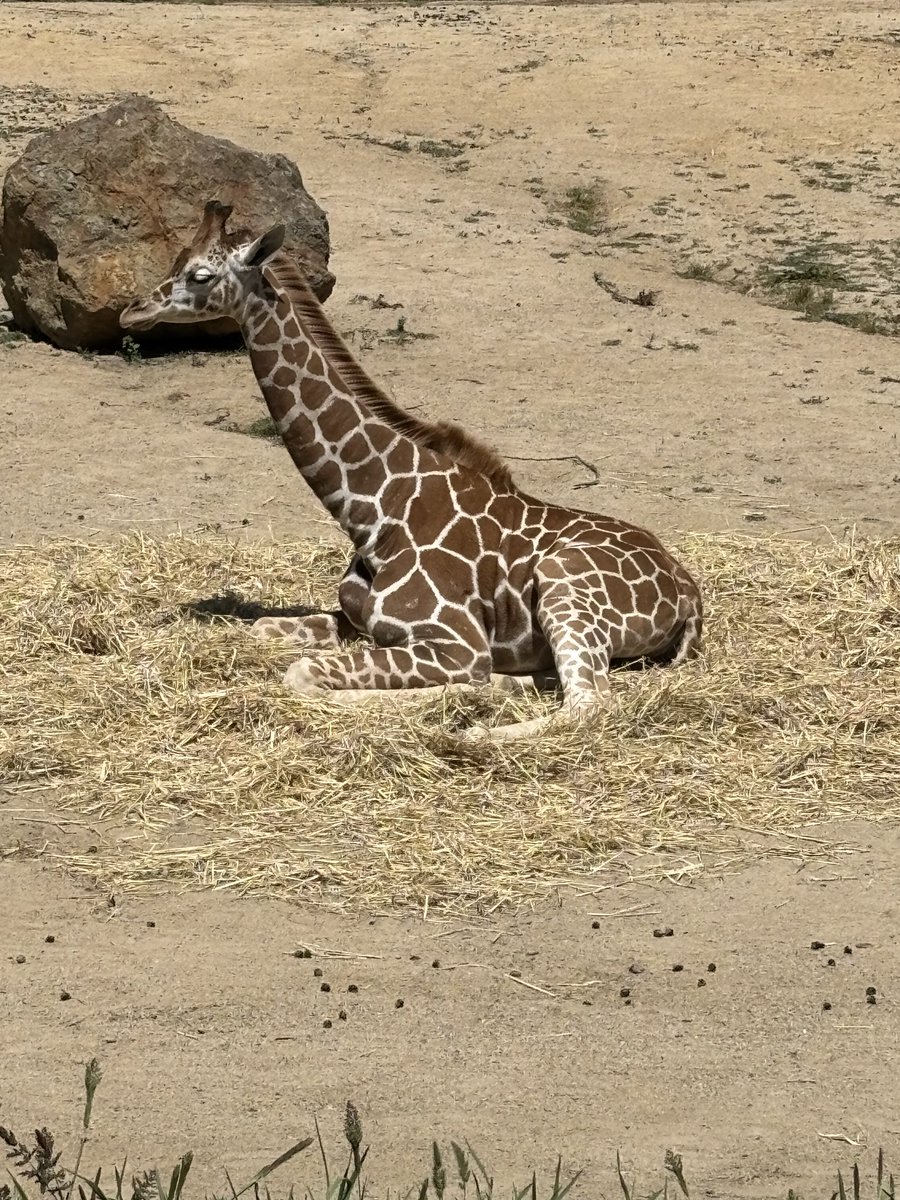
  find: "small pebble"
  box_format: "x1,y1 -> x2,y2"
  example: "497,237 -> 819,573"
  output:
707,963 -> 717,973
146,921 -> 156,929
395,998 -> 405,1009
810,940 -> 825,950
348,984 -> 359,993
866,986 -> 877,997
60,990 -> 71,1001
15,954 -> 25,964
44,935 -> 55,944
624,998 -> 632,1006
620,987 -> 631,998
320,982 -> 331,993
431,959 -> 440,968
510,970 -> 522,979
591,921 -> 600,930
867,995 -> 877,1006
292,949 -> 305,958
410,954 -> 420,961
313,967 -> 323,977
338,1010 -> 348,1021
628,963 -> 644,975
322,1019 -> 332,1029
672,964 -> 684,973
653,927 -> 674,938
582,999 -> 592,1007
844,946 -> 853,956
826,958 -> 836,967
823,1001 -> 832,1011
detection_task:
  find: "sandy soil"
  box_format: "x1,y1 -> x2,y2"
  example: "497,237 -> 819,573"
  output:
1,2 -> 899,1196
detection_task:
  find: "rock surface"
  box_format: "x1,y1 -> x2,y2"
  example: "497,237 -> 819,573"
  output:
0,95 -> 334,350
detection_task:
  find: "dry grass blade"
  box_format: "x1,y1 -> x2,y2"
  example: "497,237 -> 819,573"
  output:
0,530 -> 898,914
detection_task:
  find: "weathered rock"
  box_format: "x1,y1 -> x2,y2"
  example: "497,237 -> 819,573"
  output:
0,95 -> 334,351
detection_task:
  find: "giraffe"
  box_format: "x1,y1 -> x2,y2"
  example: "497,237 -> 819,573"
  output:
120,201 -> 703,739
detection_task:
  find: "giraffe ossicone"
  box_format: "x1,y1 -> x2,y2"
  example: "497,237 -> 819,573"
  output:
120,201 -> 703,741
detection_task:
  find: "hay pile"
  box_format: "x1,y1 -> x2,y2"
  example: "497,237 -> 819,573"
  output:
1,531 -> 898,913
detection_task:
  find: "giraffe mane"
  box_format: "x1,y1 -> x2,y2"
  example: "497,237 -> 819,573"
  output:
258,253 -> 515,490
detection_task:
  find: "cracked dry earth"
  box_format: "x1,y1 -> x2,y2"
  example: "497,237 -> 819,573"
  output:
1,3 -> 900,1198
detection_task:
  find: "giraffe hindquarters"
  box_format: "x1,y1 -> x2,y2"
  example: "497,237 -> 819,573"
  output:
668,604 -> 703,668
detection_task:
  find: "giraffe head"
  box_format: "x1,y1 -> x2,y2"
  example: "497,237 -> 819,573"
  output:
120,200 -> 286,332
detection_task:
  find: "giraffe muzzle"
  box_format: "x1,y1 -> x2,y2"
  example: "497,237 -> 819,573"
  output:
119,298 -> 158,331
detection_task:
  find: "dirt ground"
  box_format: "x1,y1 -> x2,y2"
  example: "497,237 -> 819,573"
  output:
1,2 -> 899,1196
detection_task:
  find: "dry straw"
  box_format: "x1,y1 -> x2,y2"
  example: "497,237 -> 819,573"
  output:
1,530 -> 897,913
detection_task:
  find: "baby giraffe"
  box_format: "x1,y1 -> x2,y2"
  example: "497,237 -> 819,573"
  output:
121,201 -> 703,739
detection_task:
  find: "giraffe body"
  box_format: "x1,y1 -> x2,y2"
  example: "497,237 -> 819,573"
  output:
121,202 -> 702,738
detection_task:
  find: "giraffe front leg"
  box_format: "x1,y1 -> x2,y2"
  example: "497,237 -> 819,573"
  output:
282,641 -> 488,702
250,612 -> 348,649
251,555 -> 373,649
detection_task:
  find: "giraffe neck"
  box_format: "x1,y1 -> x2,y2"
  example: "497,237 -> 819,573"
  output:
239,283 -> 416,555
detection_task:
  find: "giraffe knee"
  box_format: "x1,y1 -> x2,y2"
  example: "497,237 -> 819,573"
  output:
283,658 -> 327,695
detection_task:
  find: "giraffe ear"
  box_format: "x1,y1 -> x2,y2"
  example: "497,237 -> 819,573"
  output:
242,224 -> 286,269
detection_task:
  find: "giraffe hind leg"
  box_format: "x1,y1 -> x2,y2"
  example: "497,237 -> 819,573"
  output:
462,575 -> 612,741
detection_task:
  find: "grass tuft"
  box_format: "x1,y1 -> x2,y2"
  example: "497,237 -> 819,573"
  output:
554,183 -> 607,235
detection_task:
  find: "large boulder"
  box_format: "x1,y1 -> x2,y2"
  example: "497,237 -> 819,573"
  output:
0,95 -> 335,350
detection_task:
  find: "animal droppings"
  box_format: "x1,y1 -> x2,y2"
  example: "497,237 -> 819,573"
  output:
510,970 -> 522,978
146,921 -> 156,928
348,984 -> 359,993
866,986 -> 877,996
827,958 -> 836,967
338,1009 -> 348,1021
707,963 -> 717,973
320,982 -> 331,993
810,940 -> 825,950
867,995 -> 877,1006
431,959 -> 440,968
620,987 -> 631,998
582,999 -> 592,1006
410,954 -> 420,961
628,963 -> 645,975
844,946 -> 853,955
823,1001 -> 832,1011
591,920 -> 600,929
395,998 -> 405,1009
624,998 -> 633,1006
653,927 -> 674,938
44,935 -> 55,944
15,955 -> 25,964
59,990 -> 71,1001
672,964 -> 684,972
313,967 -> 323,977
323,1019 -> 332,1029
